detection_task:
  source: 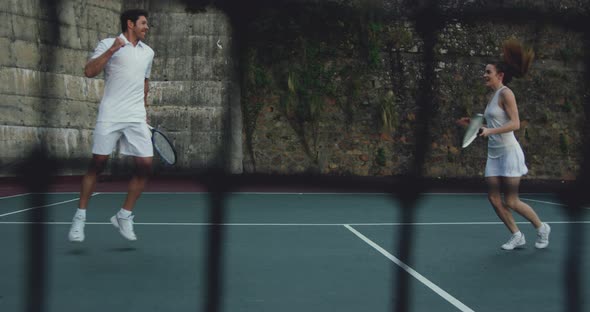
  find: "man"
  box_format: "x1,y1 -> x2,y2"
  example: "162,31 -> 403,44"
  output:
68,9 -> 154,242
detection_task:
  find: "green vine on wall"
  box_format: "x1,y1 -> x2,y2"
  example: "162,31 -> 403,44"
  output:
380,90 -> 398,134
280,38 -> 339,160
367,22 -> 383,68
242,48 -> 274,169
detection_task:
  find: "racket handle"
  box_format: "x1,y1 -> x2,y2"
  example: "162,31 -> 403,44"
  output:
477,128 -> 483,135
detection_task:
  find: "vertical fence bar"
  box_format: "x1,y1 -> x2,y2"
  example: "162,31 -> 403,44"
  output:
203,175 -> 228,312
19,146 -> 57,312
560,25 -> 590,312
391,1 -> 441,310
20,0 -> 61,311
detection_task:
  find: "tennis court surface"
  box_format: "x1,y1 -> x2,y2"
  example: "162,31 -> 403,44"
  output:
1,184 -> 588,312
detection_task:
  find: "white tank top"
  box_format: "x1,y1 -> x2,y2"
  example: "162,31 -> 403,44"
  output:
483,86 -> 519,149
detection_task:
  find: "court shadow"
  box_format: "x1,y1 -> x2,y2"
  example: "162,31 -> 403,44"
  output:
106,247 -> 137,252
66,248 -> 89,256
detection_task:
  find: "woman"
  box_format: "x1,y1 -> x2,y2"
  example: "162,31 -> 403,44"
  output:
460,39 -> 551,250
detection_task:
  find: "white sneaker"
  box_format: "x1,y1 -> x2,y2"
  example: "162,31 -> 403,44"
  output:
68,215 -> 85,242
535,223 -> 551,249
501,232 -> 525,250
110,214 -> 137,241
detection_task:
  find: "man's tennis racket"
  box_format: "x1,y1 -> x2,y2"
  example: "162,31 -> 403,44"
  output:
462,114 -> 484,148
148,125 -> 177,165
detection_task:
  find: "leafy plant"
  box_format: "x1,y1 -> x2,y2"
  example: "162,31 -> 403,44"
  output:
380,91 -> 398,133
559,133 -> 568,154
376,147 -> 386,166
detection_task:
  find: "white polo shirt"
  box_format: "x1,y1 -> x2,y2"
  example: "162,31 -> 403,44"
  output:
91,34 -> 155,122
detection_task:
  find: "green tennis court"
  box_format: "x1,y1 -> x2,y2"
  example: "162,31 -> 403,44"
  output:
1,192 -> 588,312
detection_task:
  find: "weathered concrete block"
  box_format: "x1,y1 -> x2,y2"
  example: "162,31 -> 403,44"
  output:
84,78 -> 105,102
12,0 -> 37,17
0,94 -> 97,129
0,68 -> 104,105
153,13 -> 194,38
149,81 -> 192,106
87,6 -> 120,35
0,37 -> 13,66
42,46 -> 87,76
12,40 -> 41,69
63,75 -> 88,101
147,0 -> 187,13
157,56 -> 195,81
149,33 -> 193,58
0,12 -> 12,38
90,0 -> 122,12
148,105 -> 193,132
191,11 -> 231,36
121,0 -> 147,10
77,28 -> 95,52
192,54 -> 230,81
0,1 -> 11,12
55,24 -> 84,50
55,1 -> 77,26
148,106 -> 224,132
0,95 -> 40,126
11,14 -> 39,42
42,74 -> 68,99
191,35 -> 226,58
0,67 -> 17,95
189,107 -> 225,132
191,80 -> 225,107
0,125 -> 94,175
0,68 -> 40,97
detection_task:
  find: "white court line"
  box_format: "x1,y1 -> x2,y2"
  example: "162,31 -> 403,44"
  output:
344,224 -> 474,312
0,193 -> 100,218
1,220 -> 589,226
522,197 -> 590,210
522,198 -> 566,206
0,193 -> 31,200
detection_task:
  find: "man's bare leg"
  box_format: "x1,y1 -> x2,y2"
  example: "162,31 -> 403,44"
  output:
69,154 -> 109,242
110,156 -> 152,241
79,154 -> 109,209
122,156 -> 153,211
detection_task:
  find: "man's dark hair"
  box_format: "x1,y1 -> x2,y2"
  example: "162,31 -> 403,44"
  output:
120,9 -> 149,32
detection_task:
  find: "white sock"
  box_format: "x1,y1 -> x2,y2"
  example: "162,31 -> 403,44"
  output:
513,231 -> 522,237
117,208 -> 132,218
74,208 -> 86,219
537,223 -> 546,232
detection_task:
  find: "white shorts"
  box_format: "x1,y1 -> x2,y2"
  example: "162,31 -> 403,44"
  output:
92,122 -> 153,157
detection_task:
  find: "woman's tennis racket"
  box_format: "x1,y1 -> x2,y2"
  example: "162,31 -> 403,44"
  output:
462,114 -> 484,148
148,125 -> 177,165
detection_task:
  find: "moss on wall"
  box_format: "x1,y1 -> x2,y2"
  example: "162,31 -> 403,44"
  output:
240,3 -> 587,179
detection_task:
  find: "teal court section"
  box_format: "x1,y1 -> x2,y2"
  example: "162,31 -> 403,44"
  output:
0,192 -> 588,312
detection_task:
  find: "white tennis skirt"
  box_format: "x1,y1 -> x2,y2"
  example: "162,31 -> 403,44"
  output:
485,143 -> 528,177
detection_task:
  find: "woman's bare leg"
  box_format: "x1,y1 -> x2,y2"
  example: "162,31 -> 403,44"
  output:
486,176 -> 519,233
502,176 -> 543,229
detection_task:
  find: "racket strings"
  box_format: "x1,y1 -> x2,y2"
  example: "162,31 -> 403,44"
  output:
152,132 -> 176,164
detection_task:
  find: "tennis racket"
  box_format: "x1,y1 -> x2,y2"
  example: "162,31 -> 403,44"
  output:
461,114 -> 484,148
148,125 -> 177,165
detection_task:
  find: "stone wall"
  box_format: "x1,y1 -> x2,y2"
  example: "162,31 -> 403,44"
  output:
0,0 -> 120,175
241,1 -> 588,179
1,0 -> 588,179
0,0 -> 241,176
